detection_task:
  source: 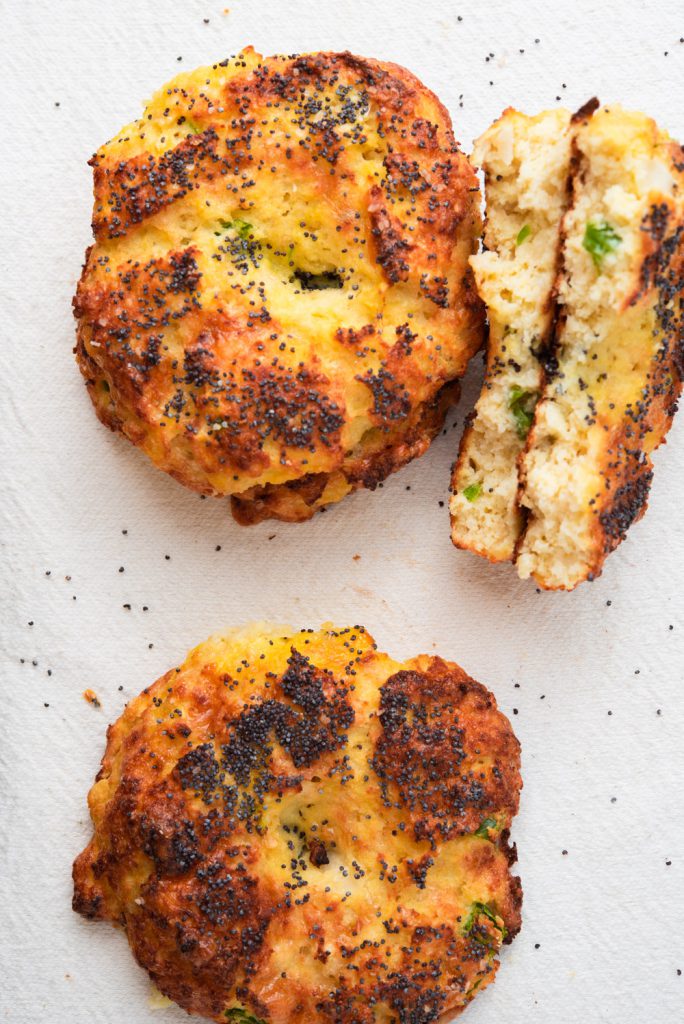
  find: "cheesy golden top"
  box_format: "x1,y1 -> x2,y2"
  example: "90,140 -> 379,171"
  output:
74,49 -> 483,523
73,624 -> 522,1024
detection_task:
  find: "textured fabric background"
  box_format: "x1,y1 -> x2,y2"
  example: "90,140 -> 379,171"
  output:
1,1 -> 683,1021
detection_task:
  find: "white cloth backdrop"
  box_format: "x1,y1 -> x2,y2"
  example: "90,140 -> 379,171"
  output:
1,1 -> 683,1021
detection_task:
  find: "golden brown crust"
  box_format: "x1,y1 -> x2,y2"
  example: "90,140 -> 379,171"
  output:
231,380 -> 459,523
585,198 -> 684,572
73,625 -> 521,1024
74,48 -> 483,522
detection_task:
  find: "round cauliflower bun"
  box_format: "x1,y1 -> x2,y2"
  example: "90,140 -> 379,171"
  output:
73,624 -> 522,1024
74,49 -> 483,524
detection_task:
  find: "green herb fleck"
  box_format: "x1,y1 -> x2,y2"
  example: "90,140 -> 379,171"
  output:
582,220 -> 621,270
462,901 -> 507,943
474,816 -> 497,838
508,385 -> 538,439
467,978 -> 484,998
183,117 -> 203,135
516,224 -> 532,246
218,218 -> 253,239
463,482 -> 482,502
224,1010 -> 266,1024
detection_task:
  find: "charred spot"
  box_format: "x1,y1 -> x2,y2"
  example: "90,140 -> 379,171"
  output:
368,190 -> 412,283
183,344 -> 217,388
406,854 -> 434,890
531,319 -> 561,380
571,96 -> 600,124
144,818 -> 203,876
391,323 -> 417,358
371,670 -> 495,843
72,888 -> 103,919
92,129 -> 220,238
379,974 -> 447,1024
599,456 -> 653,547
196,862 -> 261,926
176,743 -> 221,800
357,367 -> 411,424
175,924 -> 199,955
308,838 -> 330,867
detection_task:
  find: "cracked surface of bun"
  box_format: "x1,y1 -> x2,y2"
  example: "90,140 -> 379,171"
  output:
73,624 -> 522,1024
74,48 -> 483,524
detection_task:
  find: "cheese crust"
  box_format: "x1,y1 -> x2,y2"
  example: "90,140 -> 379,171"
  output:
73,624 -> 522,1024
74,49 -> 483,524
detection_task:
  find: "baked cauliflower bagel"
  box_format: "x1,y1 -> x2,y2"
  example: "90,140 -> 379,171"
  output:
74,48 -> 483,524
73,624 -> 522,1023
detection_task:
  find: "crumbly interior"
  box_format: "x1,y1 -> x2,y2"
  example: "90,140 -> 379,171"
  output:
450,109 -> 572,561
517,107 -> 681,588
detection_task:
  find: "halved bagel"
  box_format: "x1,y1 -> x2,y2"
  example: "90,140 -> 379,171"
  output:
73,624 -> 522,1024
450,101 -> 684,588
74,48 -> 483,523
517,104 -> 684,588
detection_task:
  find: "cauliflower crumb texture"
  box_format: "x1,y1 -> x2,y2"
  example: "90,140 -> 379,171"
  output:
73,623 -> 522,1024
451,100 -> 684,589
74,48 -> 483,524
451,107 -> 573,562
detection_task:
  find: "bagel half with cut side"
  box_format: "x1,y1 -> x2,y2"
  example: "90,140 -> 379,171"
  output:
450,100 -> 684,589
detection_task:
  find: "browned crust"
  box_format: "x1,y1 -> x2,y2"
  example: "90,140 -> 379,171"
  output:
587,200 -> 684,574
372,657 -> 522,845
75,48 -> 484,522
73,628 -> 522,1023
520,154 -> 684,589
570,96 -> 600,125
233,380 -> 459,524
